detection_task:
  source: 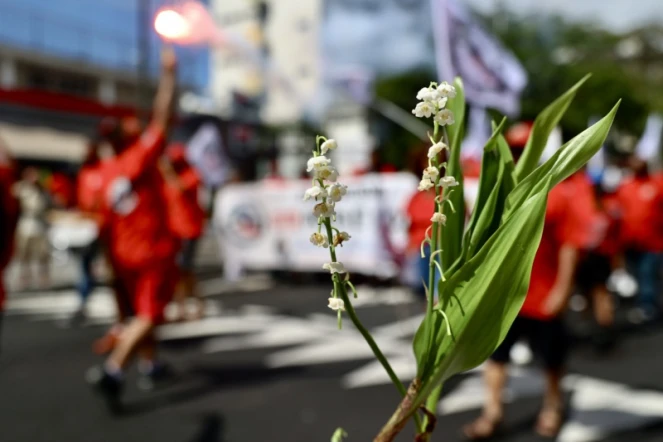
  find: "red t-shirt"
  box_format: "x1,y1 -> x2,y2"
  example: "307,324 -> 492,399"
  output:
616,173 -> 663,252
595,192 -> 622,257
406,190 -> 436,252
0,164 -> 19,310
77,164 -> 104,214
100,125 -> 178,270
462,157 -> 482,179
49,172 -> 74,208
163,165 -> 205,240
520,174 -> 598,320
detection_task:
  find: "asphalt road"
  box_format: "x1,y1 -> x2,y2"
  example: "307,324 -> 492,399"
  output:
2,276 -> 663,442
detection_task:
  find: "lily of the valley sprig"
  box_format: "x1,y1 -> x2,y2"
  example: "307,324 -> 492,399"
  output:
304,137 -> 354,328
411,81 -> 458,342
304,135 -> 413,434
307,75 -> 619,442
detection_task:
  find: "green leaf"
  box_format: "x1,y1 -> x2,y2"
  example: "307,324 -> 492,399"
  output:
514,74 -> 591,182
495,127 -> 516,196
505,100 -> 620,219
462,118 -> 507,259
413,303 -> 435,378
413,180 -> 551,411
441,77 -> 466,272
446,77 -> 465,153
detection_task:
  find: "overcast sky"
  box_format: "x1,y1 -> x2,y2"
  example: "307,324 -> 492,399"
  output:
466,0 -> 663,32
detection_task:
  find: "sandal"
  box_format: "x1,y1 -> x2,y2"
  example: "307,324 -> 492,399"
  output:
462,414 -> 503,440
535,406 -> 564,438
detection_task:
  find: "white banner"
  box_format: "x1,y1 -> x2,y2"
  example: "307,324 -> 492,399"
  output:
212,173 -> 418,277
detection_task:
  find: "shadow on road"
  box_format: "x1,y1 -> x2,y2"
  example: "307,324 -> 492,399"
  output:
189,413 -> 226,442
122,363 -> 305,417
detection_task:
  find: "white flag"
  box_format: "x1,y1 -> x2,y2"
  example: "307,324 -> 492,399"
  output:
186,123 -> 232,187
431,0 -> 527,116
461,107 -> 491,161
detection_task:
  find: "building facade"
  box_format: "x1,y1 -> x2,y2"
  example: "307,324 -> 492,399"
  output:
0,0 -> 209,163
209,0 -> 323,125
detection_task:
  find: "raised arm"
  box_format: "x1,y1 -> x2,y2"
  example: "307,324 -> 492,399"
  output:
152,46 -> 178,134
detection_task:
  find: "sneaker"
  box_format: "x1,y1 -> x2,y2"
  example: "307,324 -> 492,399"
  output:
86,366 -> 123,415
137,363 -> 177,391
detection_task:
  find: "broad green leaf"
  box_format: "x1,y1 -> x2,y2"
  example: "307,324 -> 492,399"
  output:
466,159 -> 505,258
505,100 -> 620,220
441,77 -> 466,273
514,75 -> 590,182
462,118 -> 506,259
413,303 -> 435,378
409,180 -> 550,415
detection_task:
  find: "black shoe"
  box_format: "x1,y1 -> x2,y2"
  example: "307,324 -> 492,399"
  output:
137,363 -> 177,391
86,366 -> 123,415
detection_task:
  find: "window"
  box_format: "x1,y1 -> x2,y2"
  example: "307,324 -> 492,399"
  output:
25,65 -> 95,98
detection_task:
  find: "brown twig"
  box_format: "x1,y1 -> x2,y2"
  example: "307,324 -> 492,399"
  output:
374,379 -> 422,442
414,406 -> 437,442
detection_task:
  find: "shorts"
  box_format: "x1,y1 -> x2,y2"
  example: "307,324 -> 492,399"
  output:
177,238 -> 198,272
115,261 -> 179,324
491,316 -> 568,371
576,252 -> 612,293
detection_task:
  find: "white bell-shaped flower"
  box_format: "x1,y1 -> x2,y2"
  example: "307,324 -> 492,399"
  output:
434,109 -> 455,126
327,183 -> 348,202
323,262 -> 347,274
320,139 -> 338,155
328,297 -> 345,311
431,212 -> 447,224
303,185 -> 327,201
412,101 -> 435,119
313,202 -> 336,218
310,232 -> 329,248
427,141 -> 447,159
307,155 -> 331,172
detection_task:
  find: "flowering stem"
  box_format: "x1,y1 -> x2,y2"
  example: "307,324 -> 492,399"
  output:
323,220 -> 405,394
322,217 -> 423,432
423,122 -> 441,374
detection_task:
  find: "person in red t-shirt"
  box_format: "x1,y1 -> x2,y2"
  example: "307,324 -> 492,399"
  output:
616,156 -> 663,322
0,137 -> 19,351
574,173 -> 623,349
466,175 -> 596,439
86,47 -> 179,413
403,148 -> 440,299
465,131 -> 597,439
160,142 -> 205,321
404,189 -> 436,298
